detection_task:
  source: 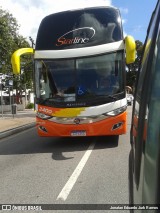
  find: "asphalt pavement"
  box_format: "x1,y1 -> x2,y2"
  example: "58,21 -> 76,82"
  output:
0,109 -> 36,139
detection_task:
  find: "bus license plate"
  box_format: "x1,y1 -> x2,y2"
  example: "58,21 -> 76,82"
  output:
71,130 -> 86,136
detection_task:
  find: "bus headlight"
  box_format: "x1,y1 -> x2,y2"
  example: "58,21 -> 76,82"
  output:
36,112 -> 52,120
103,105 -> 127,116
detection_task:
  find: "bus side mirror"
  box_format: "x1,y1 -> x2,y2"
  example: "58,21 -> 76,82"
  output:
125,36 -> 136,64
11,48 -> 34,75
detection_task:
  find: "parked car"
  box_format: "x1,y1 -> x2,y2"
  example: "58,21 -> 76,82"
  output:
126,94 -> 134,105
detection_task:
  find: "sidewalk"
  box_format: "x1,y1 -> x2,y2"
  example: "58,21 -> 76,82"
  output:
0,109 -> 36,139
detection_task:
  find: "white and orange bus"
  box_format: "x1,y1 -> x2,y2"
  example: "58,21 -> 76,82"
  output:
11,6 -> 135,137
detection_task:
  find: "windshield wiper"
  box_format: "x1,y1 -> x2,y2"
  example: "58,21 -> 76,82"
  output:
95,94 -> 117,101
105,95 -> 117,101
40,97 -> 63,104
39,94 -> 117,106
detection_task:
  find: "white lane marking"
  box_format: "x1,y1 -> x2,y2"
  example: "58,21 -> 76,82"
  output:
56,141 -> 96,201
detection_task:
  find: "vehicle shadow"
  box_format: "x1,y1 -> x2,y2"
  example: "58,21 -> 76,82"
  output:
51,135 -> 119,160
0,128 -> 119,159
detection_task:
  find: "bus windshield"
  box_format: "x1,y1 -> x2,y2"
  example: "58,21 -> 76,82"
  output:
36,7 -> 122,50
35,51 -> 124,107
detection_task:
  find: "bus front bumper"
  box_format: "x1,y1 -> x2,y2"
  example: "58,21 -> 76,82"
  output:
36,111 -> 127,137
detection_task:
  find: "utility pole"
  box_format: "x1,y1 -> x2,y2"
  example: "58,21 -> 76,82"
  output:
29,36 -> 35,109
0,78 -> 3,117
25,83 -> 27,107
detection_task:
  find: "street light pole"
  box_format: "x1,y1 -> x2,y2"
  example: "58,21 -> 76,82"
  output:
29,36 -> 35,48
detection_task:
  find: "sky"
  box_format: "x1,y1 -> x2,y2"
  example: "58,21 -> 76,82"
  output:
0,0 -> 158,46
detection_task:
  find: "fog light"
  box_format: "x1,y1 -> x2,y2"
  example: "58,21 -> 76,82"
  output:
112,122 -> 123,130
39,126 -> 48,132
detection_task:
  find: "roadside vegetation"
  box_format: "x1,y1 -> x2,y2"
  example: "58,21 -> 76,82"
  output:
0,7 -> 33,104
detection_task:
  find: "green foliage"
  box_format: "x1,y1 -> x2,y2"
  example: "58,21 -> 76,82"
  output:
26,102 -> 34,109
0,7 -> 33,94
0,8 -> 28,73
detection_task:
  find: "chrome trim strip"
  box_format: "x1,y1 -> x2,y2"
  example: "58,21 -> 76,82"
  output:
34,40 -> 124,59
48,114 -> 109,124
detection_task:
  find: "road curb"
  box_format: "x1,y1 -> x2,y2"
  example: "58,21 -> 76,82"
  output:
0,123 -> 36,139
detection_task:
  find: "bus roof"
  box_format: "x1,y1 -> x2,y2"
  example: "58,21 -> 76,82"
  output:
46,5 -> 119,16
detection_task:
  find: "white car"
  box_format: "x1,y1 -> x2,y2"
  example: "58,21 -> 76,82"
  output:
127,94 -> 134,106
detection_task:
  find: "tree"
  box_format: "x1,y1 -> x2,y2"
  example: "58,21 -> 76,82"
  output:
126,40 -> 144,88
1,8 -> 21,72
0,7 -> 32,67
0,8 -> 33,103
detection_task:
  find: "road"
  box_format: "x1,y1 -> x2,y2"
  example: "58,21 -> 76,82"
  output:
0,106 -> 132,212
